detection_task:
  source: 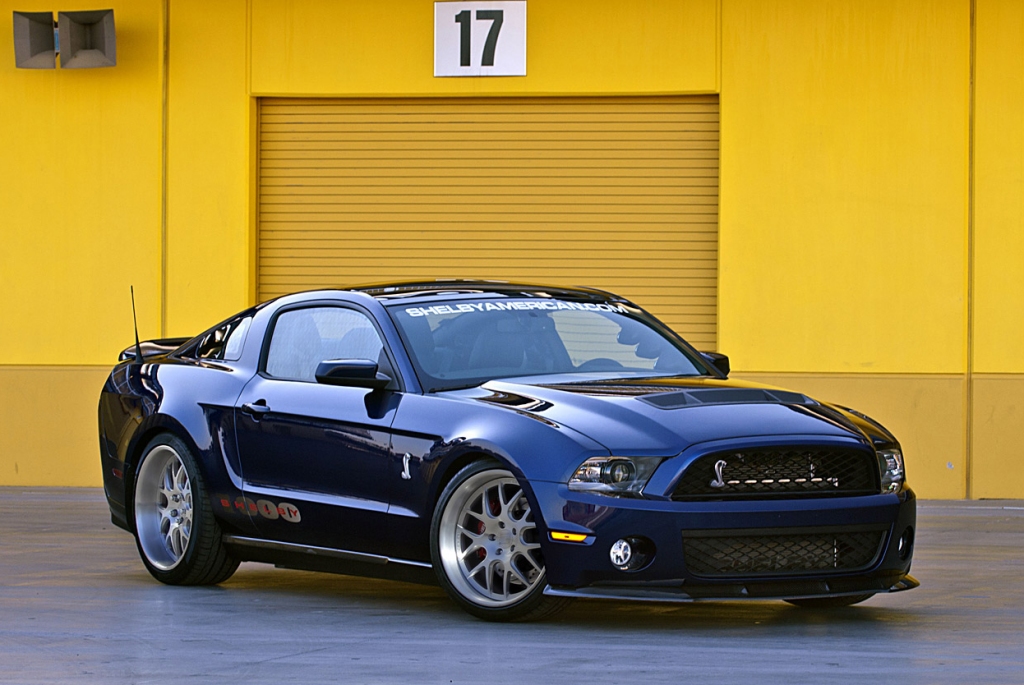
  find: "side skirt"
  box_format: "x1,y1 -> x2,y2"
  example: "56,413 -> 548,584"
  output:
222,535 -> 437,586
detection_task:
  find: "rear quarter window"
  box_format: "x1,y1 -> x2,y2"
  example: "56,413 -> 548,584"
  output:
182,316 -> 252,361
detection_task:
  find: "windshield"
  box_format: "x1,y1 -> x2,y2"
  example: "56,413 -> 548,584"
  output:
387,298 -> 705,391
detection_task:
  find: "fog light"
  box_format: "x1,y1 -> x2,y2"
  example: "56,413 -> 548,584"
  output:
898,526 -> 914,561
609,536 -> 656,572
610,539 -> 632,568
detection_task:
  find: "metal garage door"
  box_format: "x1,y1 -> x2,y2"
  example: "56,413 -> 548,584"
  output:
257,96 -> 719,349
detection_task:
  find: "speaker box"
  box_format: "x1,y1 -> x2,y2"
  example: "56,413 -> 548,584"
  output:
58,9 -> 115,68
13,11 -> 56,69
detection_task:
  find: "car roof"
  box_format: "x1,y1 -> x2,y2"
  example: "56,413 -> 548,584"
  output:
345,279 -> 625,302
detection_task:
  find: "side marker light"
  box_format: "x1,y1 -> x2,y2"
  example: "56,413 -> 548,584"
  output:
550,531 -> 588,543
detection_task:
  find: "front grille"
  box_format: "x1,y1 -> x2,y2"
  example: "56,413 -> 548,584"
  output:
670,446 -> 879,500
682,528 -> 886,577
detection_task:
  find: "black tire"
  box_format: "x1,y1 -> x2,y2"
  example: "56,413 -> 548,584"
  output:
131,433 -> 239,585
785,593 -> 874,609
430,460 -> 571,622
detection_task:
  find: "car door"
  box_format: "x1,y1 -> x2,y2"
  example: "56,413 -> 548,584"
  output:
234,304 -> 401,554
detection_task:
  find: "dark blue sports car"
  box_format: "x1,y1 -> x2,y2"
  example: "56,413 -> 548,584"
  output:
98,281 -> 917,621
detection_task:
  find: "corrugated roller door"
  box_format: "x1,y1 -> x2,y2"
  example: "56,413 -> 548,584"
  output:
258,96 -> 719,349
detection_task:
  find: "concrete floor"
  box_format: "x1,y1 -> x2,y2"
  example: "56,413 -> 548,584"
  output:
1,490 -> 1022,685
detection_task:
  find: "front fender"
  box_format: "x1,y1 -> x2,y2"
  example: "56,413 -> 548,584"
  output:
385,392 -> 609,561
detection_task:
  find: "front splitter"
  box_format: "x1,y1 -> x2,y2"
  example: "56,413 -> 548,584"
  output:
543,574 -> 919,603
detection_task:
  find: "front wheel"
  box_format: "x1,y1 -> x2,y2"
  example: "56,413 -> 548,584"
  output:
132,433 -> 239,585
431,461 -> 570,621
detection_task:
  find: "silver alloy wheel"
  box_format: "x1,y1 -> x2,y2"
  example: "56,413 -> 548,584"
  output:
135,444 -> 193,571
438,469 -> 545,608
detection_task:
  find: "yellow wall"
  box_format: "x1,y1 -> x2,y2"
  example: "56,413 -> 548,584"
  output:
717,0 -> 975,497
719,0 -> 969,374
0,0 -> 252,485
165,0 -> 251,336
974,0 -> 1024,373
0,1 -> 164,485
250,0 -> 719,96
0,1 -> 163,365
2,0 -> 1021,496
971,0 -> 1024,497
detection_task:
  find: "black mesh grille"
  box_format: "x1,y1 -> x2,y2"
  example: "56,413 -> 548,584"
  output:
682,529 -> 886,577
671,446 -> 879,500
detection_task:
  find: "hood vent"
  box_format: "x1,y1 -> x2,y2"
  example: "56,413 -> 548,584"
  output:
639,388 -> 815,410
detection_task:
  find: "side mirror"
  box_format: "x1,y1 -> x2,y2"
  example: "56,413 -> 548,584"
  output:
315,359 -> 391,389
700,351 -> 730,377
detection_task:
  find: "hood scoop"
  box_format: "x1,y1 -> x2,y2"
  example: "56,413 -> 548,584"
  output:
638,387 -> 816,410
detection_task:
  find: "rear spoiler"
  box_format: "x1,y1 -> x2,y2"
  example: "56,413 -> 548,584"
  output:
119,337 -> 191,362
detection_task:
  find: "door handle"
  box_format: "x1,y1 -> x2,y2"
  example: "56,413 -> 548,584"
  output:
241,401 -> 271,415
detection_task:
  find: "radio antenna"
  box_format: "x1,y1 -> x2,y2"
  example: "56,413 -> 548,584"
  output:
130,286 -> 144,362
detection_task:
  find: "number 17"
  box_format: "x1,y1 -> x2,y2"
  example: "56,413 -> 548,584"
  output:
454,9 -> 504,67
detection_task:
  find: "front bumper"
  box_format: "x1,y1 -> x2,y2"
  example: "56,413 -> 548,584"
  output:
531,481 -> 917,599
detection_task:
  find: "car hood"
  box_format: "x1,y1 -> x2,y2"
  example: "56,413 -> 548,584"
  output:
466,375 -> 870,456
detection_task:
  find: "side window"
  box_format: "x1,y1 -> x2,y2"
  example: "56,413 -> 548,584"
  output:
265,307 -> 385,382
188,316 -> 252,361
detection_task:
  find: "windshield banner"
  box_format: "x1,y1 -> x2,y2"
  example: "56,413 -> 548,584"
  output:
404,300 -> 629,317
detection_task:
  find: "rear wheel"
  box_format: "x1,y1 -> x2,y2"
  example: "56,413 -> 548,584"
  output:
431,461 -> 570,621
785,594 -> 874,609
132,434 -> 238,585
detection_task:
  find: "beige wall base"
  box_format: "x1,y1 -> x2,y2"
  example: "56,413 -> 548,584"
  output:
0,366 -> 110,487
735,373 -> 967,499
971,375 -> 1024,499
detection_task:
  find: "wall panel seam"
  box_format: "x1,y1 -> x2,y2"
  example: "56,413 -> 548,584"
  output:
160,0 -> 170,338
966,0 -> 977,499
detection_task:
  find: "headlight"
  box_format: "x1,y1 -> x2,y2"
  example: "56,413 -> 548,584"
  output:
878,448 -> 905,493
568,456 -> 663,496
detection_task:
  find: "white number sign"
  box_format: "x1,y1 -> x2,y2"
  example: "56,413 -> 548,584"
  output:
434,1 -> 526,77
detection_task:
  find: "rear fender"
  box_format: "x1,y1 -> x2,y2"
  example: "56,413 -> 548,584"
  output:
122,411 -> 255,537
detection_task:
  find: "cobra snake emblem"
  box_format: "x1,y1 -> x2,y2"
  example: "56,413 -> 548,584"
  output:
709,459 -> 727,488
